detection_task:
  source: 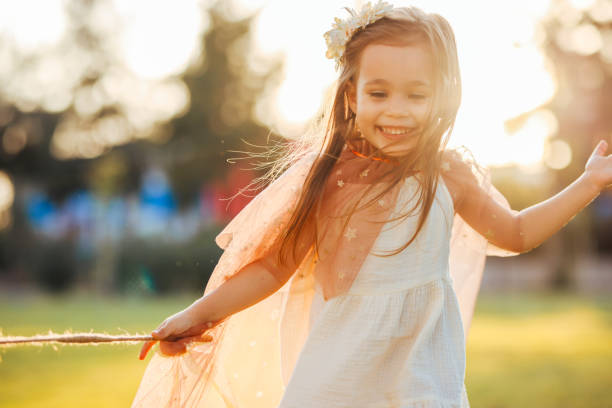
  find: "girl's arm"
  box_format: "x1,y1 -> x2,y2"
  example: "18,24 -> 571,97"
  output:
139,245 -> 308,359
452,140 -> 612,253
182,256 -> 291,325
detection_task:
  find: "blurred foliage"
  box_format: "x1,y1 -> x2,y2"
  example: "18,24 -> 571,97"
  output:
0,0 -> 280,203
0,0 -> 282,292
87,151 -> 134,198
2,0 -> 612,293
166,7 -> 282,206
540,0 -> 612,285
0,232 -> 16,275
115,227 -> 223,294
28,238 -> 80,293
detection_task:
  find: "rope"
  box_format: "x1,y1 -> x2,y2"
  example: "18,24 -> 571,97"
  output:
0,333 -> 152,346
0,332 -> 213,348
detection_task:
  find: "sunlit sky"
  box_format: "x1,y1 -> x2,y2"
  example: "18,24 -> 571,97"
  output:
1,0 -> 608,168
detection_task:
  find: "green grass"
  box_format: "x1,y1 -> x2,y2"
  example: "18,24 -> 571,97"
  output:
1,291 -> 611,408
0,292 -> 197,408
466,292 -> 612,408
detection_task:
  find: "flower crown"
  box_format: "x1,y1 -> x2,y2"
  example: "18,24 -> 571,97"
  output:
323,1 -> 394,70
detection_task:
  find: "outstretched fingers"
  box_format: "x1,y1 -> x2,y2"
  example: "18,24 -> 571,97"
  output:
594,140 -> 608,156
138,330 -> 214,360
137,320 -> 170,360
139,340 -> 157,360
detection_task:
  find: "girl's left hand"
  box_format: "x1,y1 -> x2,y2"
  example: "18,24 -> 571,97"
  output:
585,140 -> 612,191
138,307 -> 216,360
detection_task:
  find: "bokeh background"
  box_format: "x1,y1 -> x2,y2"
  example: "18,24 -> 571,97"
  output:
0,0 -> 611,407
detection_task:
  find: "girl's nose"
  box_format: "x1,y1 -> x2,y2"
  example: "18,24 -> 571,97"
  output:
386,96 -> 412,118
386,109 -> 410,118
386,102 -> 412,120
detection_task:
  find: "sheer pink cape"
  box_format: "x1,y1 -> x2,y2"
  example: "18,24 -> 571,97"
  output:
131,145 -> 518,408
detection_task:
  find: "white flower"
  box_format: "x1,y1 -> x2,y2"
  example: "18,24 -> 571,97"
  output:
323,1 -> 394,70
337,179 -> 345,187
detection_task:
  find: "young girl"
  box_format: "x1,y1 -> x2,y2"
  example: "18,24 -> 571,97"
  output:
132,3 -> 612,407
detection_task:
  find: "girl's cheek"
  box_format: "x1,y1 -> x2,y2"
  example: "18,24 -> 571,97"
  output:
413,103 -> 430,123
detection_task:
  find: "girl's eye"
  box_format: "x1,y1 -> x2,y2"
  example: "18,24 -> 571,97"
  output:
411,94 -> 427,100
369,92 -> 387,98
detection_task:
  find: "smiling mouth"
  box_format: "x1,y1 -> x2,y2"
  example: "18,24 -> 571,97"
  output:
376,126 -> 415,139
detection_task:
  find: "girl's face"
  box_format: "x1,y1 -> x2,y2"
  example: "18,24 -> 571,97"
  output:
347,43 -> 434,157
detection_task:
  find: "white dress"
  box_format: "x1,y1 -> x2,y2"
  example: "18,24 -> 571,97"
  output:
278,175 -> 471,408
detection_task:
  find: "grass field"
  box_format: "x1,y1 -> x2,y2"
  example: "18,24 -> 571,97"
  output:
0,291 -> 611,408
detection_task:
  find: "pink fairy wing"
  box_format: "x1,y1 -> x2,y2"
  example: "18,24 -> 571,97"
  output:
131,153 -> 318,408
213,152 -> 317,287
443,147 -> 520,336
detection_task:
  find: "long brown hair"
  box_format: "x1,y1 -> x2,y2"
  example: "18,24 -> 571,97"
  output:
265,6 -> 462,268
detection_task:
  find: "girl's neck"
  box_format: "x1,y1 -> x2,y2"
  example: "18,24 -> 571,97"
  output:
345,138 -> 399,165
343,138 -> 423,179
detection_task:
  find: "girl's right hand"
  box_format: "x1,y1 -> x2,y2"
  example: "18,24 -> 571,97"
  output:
139,307 -> 216,360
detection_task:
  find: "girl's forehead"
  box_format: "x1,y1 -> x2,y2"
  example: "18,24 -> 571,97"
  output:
357,43 -> 433,87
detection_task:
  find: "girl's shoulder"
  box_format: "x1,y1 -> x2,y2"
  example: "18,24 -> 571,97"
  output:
440,147 -> 482,174
440,147 -> 488,211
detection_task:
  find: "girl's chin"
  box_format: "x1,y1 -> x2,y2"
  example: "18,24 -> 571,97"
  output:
372,140 -> 416,157
384,149 -> 413,158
